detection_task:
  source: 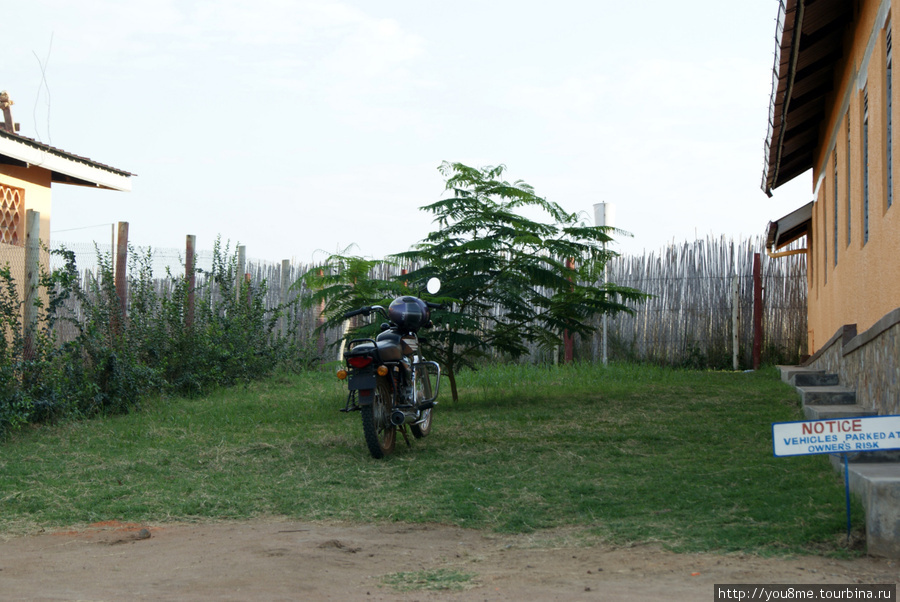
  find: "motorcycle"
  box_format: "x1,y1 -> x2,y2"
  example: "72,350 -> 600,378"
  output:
337,278 -> 443,458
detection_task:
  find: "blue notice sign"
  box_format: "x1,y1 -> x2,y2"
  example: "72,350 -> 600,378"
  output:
772,415 -> 900,457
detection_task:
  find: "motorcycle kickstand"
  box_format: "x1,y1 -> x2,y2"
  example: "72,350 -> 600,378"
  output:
340,391 -> 360,413
399,425 -> 411,448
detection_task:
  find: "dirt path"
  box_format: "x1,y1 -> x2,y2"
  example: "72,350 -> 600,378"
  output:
1,520 -> 898,601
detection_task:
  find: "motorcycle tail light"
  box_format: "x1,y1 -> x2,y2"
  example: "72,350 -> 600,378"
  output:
347,356 -> 373,369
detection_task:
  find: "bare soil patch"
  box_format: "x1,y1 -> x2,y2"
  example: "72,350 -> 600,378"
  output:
1,520 -> 898,601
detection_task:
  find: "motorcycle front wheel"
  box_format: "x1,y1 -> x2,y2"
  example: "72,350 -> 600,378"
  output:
361,376 -> 396,458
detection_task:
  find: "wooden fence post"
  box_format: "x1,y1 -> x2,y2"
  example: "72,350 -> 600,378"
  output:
316,268 -> 326,356
185,235 -> 196,329
280,260 -> 291,338
113,221 -> 129,335
752,252 -> 763,370
731,276 -> 739,370
22,209 -> 40,359
236,245 -> 246,304
601,249 -> 609,366
563,257 -> 575,363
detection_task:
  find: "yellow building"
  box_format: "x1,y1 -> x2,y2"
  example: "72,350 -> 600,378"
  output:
0,95 -> 131,327
763,0 -> 900,413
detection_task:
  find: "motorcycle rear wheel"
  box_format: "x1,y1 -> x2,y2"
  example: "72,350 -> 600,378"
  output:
361,377 -> 396,458
411,371 -> 433,439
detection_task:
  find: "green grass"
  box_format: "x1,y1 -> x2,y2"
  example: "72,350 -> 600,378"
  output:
0,363 -> 862,555
381,569 -> 476,592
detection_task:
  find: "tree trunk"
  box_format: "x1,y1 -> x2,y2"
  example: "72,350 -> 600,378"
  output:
447,367 -> 459,403
443,343 -> 459,402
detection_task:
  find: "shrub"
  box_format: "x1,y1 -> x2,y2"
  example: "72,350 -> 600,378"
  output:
0,240 -> 303,438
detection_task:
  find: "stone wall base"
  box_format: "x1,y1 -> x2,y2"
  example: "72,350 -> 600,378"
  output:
804,308 -> 900,416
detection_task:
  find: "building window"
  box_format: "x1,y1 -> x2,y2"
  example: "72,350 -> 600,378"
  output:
0,184 -> 24,246
834,149 -> 839,266
864,88 -> 870,244
847,113 -> 852,246
823,181 -> 828,284
888,27 -> 893,209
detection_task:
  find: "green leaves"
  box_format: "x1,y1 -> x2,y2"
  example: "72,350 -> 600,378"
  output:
299,252 -> 406,337
407,162 -> 648,399
1,239 -> 306,438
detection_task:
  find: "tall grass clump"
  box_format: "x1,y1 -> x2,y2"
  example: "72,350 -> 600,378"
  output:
0,239 -> 307,437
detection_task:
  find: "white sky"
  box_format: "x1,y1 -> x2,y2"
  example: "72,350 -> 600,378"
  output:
6,0 -> 812,263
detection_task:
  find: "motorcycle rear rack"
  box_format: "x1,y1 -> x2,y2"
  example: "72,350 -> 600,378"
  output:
345,338 -> 382,363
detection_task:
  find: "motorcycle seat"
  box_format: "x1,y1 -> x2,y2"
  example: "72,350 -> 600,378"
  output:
347,339 -> 402,362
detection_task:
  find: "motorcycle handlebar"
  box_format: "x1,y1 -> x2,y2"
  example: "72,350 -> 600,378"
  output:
344,301 -> 444,321
343,305 -> 388,320
343,306 -> 371,319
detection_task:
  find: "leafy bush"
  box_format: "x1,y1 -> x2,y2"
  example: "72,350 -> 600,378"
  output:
0,240 -> 304,437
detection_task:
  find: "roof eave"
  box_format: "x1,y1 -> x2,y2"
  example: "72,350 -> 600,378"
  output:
0,132 -> 132,192
761,0 -> 853,196
766,201 -> 814,251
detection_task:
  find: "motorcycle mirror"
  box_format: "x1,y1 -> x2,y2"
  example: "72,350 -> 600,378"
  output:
426,277 -> 441,295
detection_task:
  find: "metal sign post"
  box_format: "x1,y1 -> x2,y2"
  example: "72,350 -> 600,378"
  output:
772,415 -> 900,543
843,453 -> 851,542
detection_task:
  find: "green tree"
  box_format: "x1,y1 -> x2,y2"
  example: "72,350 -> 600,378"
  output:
306,162 -> 647,402
300,251 -> 406,342
394,162 -> 646,401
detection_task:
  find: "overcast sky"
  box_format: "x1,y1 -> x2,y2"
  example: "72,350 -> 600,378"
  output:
6,0 -> 810,263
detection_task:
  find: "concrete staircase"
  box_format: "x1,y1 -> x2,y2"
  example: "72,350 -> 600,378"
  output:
779,366 -> 872,420
778,366 -> 900,557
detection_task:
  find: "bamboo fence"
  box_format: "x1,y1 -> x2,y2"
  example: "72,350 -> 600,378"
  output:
48,234 -> 807,368
602,236 -> 807,368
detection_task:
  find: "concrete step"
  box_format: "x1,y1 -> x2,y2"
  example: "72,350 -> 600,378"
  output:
829,451 -> 900,471
847,463 -> 900,557
781,365 -> 900,558
778,365 -> 824,384
798,385 -> 857,405
803,404 -> 877,420
791,372 -> 840,387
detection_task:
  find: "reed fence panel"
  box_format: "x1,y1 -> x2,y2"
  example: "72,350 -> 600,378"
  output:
48,235 -> 806,368
603,236 -> 807,368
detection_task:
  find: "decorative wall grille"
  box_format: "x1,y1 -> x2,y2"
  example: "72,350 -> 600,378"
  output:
0,184 -> 24,245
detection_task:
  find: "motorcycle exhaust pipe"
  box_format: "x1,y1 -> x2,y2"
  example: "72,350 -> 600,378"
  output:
390,409 -> 417,426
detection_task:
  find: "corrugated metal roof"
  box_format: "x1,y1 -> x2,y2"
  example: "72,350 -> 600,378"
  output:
0,128 -> 133,178
766,201 -> 813,251
762,0 -> 853,196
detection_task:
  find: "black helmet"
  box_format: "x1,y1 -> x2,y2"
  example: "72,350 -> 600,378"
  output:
388,296 -> 430,332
